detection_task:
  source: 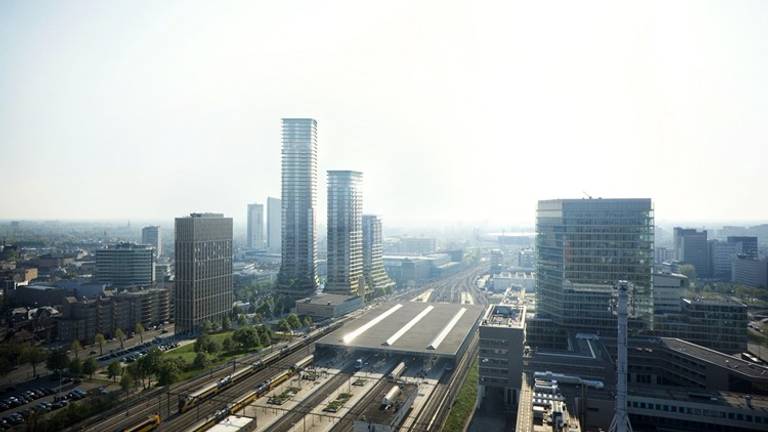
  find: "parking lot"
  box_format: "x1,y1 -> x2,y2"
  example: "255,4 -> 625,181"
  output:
0,381 -> 90,429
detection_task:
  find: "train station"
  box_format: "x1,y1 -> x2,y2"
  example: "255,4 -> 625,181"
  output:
315,301 -> 485,362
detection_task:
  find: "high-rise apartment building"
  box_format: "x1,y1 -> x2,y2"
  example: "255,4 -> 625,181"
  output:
95,243 -> 154,288
362,215 -> 395,296
247,203 -> 265,249
535,198 -> 654,333
325,171 -> 365,296
673,228 -> 709,277
277,118 -> 319,298
267,197 -> 282,253
174,213 -> 233,334
141,225 -> 161,257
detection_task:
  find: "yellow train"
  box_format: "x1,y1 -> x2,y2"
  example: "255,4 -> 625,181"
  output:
122,415 -> 161,432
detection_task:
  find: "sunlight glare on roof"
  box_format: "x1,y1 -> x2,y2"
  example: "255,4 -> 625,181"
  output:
342,303 -> 403,344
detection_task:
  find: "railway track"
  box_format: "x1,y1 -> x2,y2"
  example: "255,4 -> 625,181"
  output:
159,346 -> 313,431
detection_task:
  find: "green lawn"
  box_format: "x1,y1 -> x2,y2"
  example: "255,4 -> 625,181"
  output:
443,357 -> 479,432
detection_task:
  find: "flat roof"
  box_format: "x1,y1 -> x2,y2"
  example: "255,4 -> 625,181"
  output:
297,293 -> 360,306
481,304 -> 525,329
316,302 -> 484,358
208,415 -> 252,432
657,337 -> 768,379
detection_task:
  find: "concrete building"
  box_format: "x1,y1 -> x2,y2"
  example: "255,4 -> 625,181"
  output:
673,228 -> 709,277
397,237 -> 437,255
517,248 -> 535,269
277,118 -> 319,298
536,198 -> 654,334
732,256 -> 768,288
362,215 -> 395,297
491,271 -> 535,293
295,293 -> 363,320
654,246 -> 671,264
479,302 -> 526,406
267,196 -> 282,254
57,287 -> 170,343
654,297 -> 748,354
728,235 -> 759,259
141,225 -> 161,257
246,203 -> 265,250
174,213 -> 233,334
325,170 -> 365,296
490,249 -> 504,274
652,272 -> 689,315
95,243 -> 154,288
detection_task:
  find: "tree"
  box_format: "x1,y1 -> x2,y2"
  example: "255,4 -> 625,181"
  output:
120,370 -> 136,392
157,359 -> 183,386
70,340 -> 82,360
222,315 -> 231,331
201,320 -> 214,335
107,361 -> 122,382
0,357 -> 13,384
95,333 -> 106,356
193,352 -> 209,369
678,264 -> 698,282
68,358 -> 82,376
286,313 -> 301,329
135,323 -> 145,344
222,337 -> 234,353
232,326 -> 259,350
21,345 -> 47,378
205,339 -> 220,354
115,328 -> 126,350
279,319 -> 292,334
237,315 -> 247,327
46,349 -> 69,376
194,334 -> 211,353
303,316 -> 313,329
82,357 -> 98,379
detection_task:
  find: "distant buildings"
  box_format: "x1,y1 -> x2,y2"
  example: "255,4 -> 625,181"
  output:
94,243 -> 154,288
141,225 -> 161,257
727,235 -> 758,259
517,248 -> 534,269
673,228 -> 709,277
732,256 -> 768,288
276,118 -> 319,298
535,198 -> 654,334
325,170 -> 365,296
267,196 -> 282,254
362,215 -> 395,296
708,239 -> 740,280
174,213 -> 233,334
246,203 -> 265,249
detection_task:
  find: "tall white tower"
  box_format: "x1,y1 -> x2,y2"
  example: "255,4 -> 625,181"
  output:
610,280 -> 634,432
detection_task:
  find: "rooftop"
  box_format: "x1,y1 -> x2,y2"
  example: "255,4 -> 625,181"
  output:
656,337 -> 768,379
316,302 -> 484,358
481,304 -> 525,329
298,293 -> 360,306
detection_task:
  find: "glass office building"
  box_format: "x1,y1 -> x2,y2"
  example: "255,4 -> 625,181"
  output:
536,198 -> 654,333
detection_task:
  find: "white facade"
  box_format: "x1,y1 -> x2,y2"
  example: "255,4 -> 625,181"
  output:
246,203 -> 265,249
267,196 -> 281,253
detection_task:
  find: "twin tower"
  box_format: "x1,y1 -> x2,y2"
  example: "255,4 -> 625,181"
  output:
276,118 -> 393,300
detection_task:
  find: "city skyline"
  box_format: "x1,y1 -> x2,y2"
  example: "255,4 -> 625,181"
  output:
1,1 -> 767,225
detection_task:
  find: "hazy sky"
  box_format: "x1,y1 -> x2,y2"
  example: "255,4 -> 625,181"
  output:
1,0 -> 766,226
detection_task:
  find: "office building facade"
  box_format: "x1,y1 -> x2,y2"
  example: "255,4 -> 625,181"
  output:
727,236 -> 758,259
95,243 -> 154,288
732,256 -> 768,288
141,225 -> 162,257
325,171 -> 365,296
267,196 -> 282,253
708,239 -> 739,280
654,297 -> 748,354
673,228 -> 709,277
536,198 -> 654,333
174,213 -> 233,334
247,203 -> 265,249
362,215 -> 395,296
277,119 -> 319,297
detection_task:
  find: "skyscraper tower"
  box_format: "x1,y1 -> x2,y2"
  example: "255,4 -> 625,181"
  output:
536,198 -> 654,333
141,225 -> 161,257
325,171 -> 365,296
277,118 -> 319,298
363,214 -> 395,297
246,203 -> 265,249
175,213 -> 233,334
267,197 -> 282,253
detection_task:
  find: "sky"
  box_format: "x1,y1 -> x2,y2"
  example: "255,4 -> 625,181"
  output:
0,0 -> 766,227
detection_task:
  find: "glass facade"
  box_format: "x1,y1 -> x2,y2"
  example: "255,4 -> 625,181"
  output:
536,199 -> 654,333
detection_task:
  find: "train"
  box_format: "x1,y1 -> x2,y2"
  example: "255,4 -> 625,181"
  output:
122,415 -> 161,432
183,355 -> 315,432
177,320 -> 341,414
388,362 -> 406,381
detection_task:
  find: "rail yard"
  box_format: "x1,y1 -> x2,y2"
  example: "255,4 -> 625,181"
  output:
81,266 -> 488,432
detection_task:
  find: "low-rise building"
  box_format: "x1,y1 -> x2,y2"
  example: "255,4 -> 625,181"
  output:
655,297 -> 747,354
295,293 -> 363,320
652,272 -> 688,315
